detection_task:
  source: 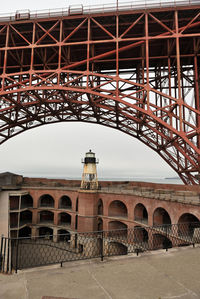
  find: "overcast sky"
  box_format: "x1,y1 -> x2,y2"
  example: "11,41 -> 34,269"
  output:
0,0 -> 178,181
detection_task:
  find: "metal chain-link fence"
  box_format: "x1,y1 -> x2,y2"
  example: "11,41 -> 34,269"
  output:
1,222 -> 200,273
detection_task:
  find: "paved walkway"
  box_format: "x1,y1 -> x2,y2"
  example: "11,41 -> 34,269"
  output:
0,246 -> 200,299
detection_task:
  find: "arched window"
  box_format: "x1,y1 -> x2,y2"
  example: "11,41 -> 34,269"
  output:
134,226 -> 148,243
76,197 -> 79,212
75,215 -> 78,230
108,200 -> 127,218
153,207 -> 171,226
39,210 -> 54,223
178,213 -> 200,238
39,194 -> 54,208
108,242 -> 127,255
98,218 -> 103,231
59,196 -> 72,209
19,226 -> 31,238
97,199 -> 103,215
134,203 -> 148,224
108,221 -> 127,238
58,212 -> 71,226
39,227 -> 53,239
58,229 -> 71,242
20,210 -> 32,226
21,194 -> 33,209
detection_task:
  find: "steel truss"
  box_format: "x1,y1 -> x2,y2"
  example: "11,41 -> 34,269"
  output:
1,5 -> 200,184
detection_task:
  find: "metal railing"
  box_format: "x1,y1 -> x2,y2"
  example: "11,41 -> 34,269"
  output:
1,222 -> 200,273
0,0 -> 200,22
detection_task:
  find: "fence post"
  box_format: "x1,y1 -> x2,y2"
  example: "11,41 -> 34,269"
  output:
0,235 -> 3,272
15,239 -> 19,274
100,231 -> 104,261
7,238 -> 10,273
2,237 -> 7,273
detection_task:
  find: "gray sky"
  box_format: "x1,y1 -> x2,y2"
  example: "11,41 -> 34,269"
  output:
0,0 -> 178,180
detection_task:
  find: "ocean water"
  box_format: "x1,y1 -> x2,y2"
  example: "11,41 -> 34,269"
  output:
28,173 -> 183,185
62,176 -> 182,185
98,177 -> 183,185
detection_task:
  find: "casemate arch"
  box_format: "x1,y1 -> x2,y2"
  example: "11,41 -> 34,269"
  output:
1,4 -> 200,184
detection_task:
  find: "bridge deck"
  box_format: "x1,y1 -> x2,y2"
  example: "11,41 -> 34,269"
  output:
0,0 -> 200,22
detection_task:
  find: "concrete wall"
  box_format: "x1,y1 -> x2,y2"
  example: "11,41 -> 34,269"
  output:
0,191 -> 9,237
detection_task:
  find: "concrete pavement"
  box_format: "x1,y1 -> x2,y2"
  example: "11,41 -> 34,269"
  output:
0,245 -> 200,299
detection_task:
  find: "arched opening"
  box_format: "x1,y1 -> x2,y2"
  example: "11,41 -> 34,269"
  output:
20,210 -> 32,226
134,226 -> 149,243
39,194 -> 54,208
76,197 -> 79,212
98,218 -> 103,231
178,213 -> 200,239
39,210 -> 54,224
97,199 -> 103,215
108,221 -> 127,238
10,213 -> 18,228
59,195 -> 72,209
75,215 -> 78,230
58,229 -> 71,242
153,208 -> 171,226
21,194 -> 33,209
39,227 -> 53,239
153,234 -> 172,250
108,242 -> 128,256
134,203 -> 148,224
108,200 -> 127,218
19,226 -> 31,238
9,195 -> 20,210
58,212 -> 71,226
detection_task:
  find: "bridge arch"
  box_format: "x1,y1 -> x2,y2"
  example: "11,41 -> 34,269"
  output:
1,7 -> 200,185
0,84 -> 198,185
0,83 -> 198,184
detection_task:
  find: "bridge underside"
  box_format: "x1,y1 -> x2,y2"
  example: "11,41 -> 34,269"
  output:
0,5 -> 200,184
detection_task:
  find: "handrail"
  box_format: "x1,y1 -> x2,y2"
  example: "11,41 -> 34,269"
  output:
0,0 -> 200,22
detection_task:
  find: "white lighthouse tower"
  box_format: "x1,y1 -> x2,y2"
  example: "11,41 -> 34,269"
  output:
81,150 -> 99,190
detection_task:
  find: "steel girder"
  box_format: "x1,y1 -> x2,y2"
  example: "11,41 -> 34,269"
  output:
0,5 -> 200,184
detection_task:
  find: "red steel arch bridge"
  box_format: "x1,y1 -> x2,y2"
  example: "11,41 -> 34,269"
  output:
1,0 -> 200,184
